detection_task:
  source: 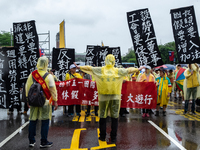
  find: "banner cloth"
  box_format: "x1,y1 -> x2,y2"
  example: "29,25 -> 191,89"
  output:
56,78 -> 157,109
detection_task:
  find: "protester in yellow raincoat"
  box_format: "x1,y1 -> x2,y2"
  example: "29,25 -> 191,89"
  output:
139,65 -> 155,117
167,70 -> 174,97
26,56 -> 58,148
183,63 -> 199,114
155,67 -> 171,116
75,54 -> 145,143
65,64 -> 82,116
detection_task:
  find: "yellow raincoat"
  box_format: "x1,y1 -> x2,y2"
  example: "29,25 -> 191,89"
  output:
156,75 -> 171,107
139,73 -> 155,82
183,64 -> 200,99
26,56 -> 57,121
80,54 -> 139,118
65,72 -> 82,80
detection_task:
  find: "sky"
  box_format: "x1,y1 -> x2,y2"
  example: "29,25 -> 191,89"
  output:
0,0 -> 200,55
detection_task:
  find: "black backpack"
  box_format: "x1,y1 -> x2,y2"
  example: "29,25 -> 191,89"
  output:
28,72 -> 49,107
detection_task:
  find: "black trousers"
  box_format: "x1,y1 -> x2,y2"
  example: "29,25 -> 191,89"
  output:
99,117 -> 118,140
68,105 -> 81,114
86,105 -> 98,114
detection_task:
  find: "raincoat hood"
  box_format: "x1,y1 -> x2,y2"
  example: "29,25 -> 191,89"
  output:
105,54 -> 115,67
36,56 -> 48,71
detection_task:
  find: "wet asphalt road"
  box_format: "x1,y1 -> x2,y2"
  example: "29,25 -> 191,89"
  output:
0,99 -> 200,150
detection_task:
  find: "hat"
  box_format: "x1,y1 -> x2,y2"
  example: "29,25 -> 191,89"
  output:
70,64 -> 76,69
159,67 -> 165,73
145,65 -> 151,70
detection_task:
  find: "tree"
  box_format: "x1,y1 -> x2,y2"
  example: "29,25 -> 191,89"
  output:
121,50 -> 137,65
0,31 -> 13,47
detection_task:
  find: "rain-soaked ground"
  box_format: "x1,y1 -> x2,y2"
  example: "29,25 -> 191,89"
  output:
0,98 -> 200,150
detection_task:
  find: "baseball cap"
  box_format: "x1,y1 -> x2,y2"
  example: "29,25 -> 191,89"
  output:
70,64 -> 76,69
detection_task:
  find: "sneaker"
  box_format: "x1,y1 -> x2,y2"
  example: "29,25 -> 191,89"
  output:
85,113 -> 90,117
52,112 -> 55,117
146,113 -> 150,117
40,141 -> 53,148
76,113 -> 81,116
29,142 -> 36,147
142,113 -> 146,117
183,111 -> 187,115
98,137 -> 105,141
182,101 -> 185,104
192,112 -> 196,115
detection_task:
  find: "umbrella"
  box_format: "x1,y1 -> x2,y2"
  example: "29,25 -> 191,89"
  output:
155,64 -> 175,70
175,68 -> 185,91
164,64 -> 176,70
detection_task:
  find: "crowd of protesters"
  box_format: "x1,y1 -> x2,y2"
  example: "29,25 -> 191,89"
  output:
5,55 -> 200,147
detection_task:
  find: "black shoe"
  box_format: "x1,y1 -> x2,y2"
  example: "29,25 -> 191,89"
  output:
183,111 -> 187,115
98,137 -> 105,141
111,139 -> 116,144
163,111 -> 166,116
155,111 -> 159,116
29,142 -> 36,147
86,113 -> 90,117
120,114 -> 125,117
192,112 -> 196,115
40,141 -> 53,148
124,110 -> 129,114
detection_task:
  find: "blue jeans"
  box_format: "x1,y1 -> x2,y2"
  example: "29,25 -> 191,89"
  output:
184,99 -> 195,113
28,119 -> 49,143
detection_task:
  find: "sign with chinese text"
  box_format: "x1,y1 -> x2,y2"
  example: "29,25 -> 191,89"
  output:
85,45 -> 100,66
171,6 -> 200,64
97,47 -> 122,67
127,9 -> 163,67
56,78 -> 157,109
0,47 -> 20,109
13,20 -> 39,86
52,48 -> 75,81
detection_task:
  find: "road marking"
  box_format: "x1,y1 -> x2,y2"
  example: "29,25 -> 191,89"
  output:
72,116 -> 79,122
95,116 -> 100,122
90,128 -> 116,150
0,121 -> 29,148
148,120 -> 186,150
86,116 -> 92,121
61,128 -> 88,150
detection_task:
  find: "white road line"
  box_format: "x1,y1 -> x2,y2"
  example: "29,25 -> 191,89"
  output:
148,120 -> 186,150
0,121 -> 29,148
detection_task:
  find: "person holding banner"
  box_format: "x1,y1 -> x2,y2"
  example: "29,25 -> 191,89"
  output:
139,65 -> 155,117
155,67 -> 171,116
26,56 -> 58,148
75,54 -> 145,144
65,64 -> 82,116
183,63 -> 199,115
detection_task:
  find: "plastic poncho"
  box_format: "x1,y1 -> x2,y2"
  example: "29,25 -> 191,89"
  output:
65,72 -> 82,80
139,72 -> 155,82
156,75 -> 171,107
183,64 -> 200,100
80,54 -> 138,118
26,56 -> 57,121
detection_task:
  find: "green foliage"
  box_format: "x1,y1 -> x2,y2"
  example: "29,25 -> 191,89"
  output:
0,31 -> 13,47
121,50 -> 137,65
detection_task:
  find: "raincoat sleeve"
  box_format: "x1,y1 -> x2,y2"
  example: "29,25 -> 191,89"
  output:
48,74 -> 57,101
184,69 -> 191,79
80,66 -> 94,76
127,68 -> 139,74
